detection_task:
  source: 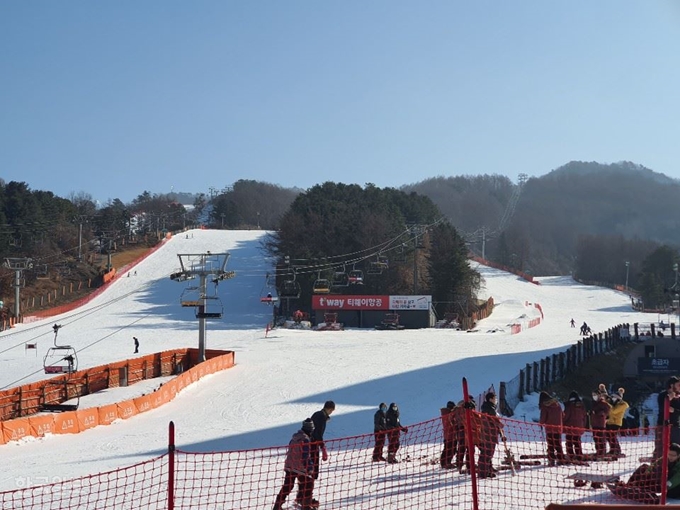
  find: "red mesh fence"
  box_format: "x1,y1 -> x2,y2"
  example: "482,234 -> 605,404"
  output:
0,455 -> 167,509
0,415 -> 668,509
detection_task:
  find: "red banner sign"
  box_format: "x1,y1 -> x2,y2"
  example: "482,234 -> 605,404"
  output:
312,295 -> 389,311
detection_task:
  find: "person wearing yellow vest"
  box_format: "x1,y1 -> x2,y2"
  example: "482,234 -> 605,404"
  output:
606,387 -> 629,456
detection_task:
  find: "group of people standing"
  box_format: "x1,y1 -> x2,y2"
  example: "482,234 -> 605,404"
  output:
372,402 -> 408,463
439,392 -> 505,478
538,383 -> 629,464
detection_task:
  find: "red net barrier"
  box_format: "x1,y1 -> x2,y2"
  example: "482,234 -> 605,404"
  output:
0,416 -> 666,509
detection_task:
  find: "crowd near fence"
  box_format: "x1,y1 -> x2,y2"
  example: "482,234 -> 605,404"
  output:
0,388 -> 670,509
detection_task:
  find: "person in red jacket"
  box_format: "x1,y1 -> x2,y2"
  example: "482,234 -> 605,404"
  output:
590,391 -> 612,457
440,401 -> 457,468
563,390 -> 587,461
539,391 -> 565,465
273,419 -> 317,510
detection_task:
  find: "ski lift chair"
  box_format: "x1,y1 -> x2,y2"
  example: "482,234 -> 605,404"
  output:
44,324 -> 78,375
180,287 -> 201,307
368,255 -> 389,275
331,270 -> 349,288
367,262 -> 383,275
280,279 -> 301,299
393,245 -> 407,263
44,348 -> 78,374
348,268 -> 364,285
313,278 -> 331,294
196,296 -> 223,319
260,293 -> 279,304
260,273 -> 280,304
41,381 -> 81,412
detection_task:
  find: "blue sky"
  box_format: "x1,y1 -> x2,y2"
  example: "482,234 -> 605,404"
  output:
2,2 -> 680,205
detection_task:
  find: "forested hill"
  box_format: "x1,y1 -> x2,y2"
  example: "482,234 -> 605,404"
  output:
405,161 -> 680,277
3,161 -> 680,300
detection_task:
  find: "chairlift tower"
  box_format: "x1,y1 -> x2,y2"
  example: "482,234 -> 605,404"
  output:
2,257 -> 33,320
170,252 -> 235,363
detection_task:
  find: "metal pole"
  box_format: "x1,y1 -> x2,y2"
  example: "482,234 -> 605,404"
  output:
481,227 -> 486,260
625,261 -> 630,291
78,221 -> 83,262
198,273 -> 207,362
167,421 -> 175,510
413,237 -> 418,294
13,269 -> 21,320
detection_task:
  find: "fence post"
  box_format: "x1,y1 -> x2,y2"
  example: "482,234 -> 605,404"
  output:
519,370 -> 525,400
461,378 -> 479,510
533,362 -> 539,392
525,364 -> 532,395
168,421 -> 175,510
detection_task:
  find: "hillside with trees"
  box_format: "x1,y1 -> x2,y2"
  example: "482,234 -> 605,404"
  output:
3,160 -> 680,316
262,182 -> 480,318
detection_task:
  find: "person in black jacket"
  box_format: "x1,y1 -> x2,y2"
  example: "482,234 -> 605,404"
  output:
654,376 -> 680,459
301,400 -> 335,507
372,403 -> 388,461
479,392 -> 504,478
386,402 -> 408,464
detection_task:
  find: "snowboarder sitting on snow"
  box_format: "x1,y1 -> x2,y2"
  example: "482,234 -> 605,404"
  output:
385,403 -> 408,463
611,443 -> 680,504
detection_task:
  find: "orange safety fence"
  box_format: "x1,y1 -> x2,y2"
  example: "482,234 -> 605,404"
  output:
0,348 -> 234,445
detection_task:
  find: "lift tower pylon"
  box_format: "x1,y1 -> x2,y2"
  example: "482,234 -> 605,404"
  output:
170,252 -> 235,363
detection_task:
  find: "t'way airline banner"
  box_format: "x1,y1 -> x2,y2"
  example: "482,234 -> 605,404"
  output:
312,295 -> 432,311
312,295 -> 389,311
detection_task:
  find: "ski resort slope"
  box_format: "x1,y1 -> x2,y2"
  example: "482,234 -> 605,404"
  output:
0,229 -> 660,494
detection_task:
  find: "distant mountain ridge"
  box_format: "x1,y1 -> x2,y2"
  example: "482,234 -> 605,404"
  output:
405,160 -> 680,276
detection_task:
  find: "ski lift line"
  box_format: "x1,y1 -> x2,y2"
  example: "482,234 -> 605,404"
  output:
1,313 -> 150,391
261,228 -> 424,276
273,223 -> 429,268
272,221 -> 443,273
0,279 -> 158,357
